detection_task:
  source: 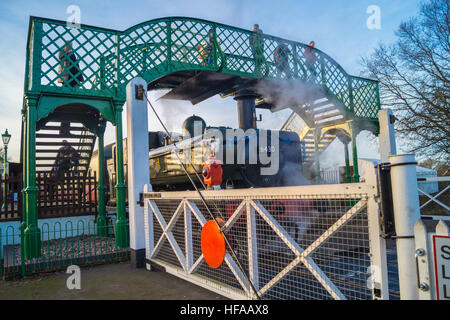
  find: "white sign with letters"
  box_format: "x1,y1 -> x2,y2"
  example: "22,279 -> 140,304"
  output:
433,235 -> 450,300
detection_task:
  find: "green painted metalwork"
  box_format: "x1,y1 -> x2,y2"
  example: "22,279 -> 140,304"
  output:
1,219 -> 129,279
112,106 -> 128,248
21,15 -> 381,256
351,124 -> 360,183
25,16 -> 380,121
35,96 -> 116,125
344,142 -> 351,183
23,95 -> 41,259
96,122 -> 107,237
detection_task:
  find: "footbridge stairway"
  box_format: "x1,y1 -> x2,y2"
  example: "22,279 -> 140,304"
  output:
35,121 -> 96,175
280,95 -> 361,175
20,16 -> 380,258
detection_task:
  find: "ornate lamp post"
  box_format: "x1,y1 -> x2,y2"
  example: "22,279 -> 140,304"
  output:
2,129 -> 11,208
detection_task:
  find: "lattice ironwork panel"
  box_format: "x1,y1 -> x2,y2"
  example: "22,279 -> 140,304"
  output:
170,20 -> 216,71
351,78 -> 379,119
217,26 -> 256,76
119,20 -> 169,86
30,17 -> 380,121
40,21 -> 117,93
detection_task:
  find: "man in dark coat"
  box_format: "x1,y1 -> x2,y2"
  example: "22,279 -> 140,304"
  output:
58,42 -> 84,88
249,24 -> 265,72
54,140 -> 79,173
274,42 -> 292,78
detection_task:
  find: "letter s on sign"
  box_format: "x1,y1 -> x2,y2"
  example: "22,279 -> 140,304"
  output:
441,245 -> 450,260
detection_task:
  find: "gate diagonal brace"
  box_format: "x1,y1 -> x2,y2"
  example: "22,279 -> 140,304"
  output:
149,200 -> 187,270
185,199 -> 253,294
149,198 -> 254,295
418,186 -> 450,211
251,199 -> 367,300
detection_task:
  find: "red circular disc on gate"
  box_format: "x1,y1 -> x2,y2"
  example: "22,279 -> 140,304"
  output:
201,220 -> 225,269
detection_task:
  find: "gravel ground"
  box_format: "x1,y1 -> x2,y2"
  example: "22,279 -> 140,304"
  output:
0,261 -> 225,300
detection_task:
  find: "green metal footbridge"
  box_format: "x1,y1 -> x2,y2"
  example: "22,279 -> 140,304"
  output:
20,16 -> 380,258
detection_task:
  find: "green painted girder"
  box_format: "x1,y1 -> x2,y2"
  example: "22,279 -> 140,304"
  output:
24,16 -> 380,122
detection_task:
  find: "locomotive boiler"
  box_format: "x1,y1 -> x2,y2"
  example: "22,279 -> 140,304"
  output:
148,115 -> 306,191
90,115 -> 307,204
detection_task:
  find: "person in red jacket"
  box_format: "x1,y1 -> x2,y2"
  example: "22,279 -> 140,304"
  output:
303,41 -> 317,80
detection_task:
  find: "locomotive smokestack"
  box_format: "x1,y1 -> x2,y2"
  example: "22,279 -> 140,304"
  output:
234,89 -> 257,130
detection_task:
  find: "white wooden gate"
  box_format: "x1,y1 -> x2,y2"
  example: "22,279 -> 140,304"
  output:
142,163 -> 391,300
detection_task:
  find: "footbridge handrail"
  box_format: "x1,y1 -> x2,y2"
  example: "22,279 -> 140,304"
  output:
25,16 -> 380,120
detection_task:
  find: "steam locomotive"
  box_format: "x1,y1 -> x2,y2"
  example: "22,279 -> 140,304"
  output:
90,115 -> 307,204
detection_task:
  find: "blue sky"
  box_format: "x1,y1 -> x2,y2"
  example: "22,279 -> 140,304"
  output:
0,0 -> 423,165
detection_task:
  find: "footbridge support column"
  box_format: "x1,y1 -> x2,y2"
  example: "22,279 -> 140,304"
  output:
126,78 -> 150,268
23,94 -> 41,259
344,142 -> 351,183
337,133 -> 352,183
96,120 -> 108,236
114,100 -> 129,248
351,123 -> 360,183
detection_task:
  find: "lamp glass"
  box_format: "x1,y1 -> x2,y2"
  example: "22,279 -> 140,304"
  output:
2,130 -> 11,146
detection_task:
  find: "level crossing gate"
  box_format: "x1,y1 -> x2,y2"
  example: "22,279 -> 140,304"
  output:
141,161 -> 390,300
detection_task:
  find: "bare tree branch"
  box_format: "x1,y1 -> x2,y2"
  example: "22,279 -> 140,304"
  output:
361,0 -> 450,162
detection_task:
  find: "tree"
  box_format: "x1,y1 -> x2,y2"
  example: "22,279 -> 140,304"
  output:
419,158 -> 450,175
362,0 -> 449,162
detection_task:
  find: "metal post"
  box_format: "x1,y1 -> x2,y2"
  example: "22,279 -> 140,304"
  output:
344,142 -> 351,183
414,219 -> 434,300
143,184 -> 154,271
389,154 -> 421,300
23,94 -> 41,259
246,200 -> 259,298
364,161 -> 390,299
351,124 -> 360,183
19,109 -> 27,276
126,78 -> 150,267
378,109 -> 397,163
96,121 -> 107,236
314,128 -> 321,183
114,101 -> 129,248
2,145 -> 7,208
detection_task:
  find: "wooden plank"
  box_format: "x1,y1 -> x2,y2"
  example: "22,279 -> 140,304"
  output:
35,150 -> 65,153
36,141 -> 93,147
36,163 -> 88,167
39,125 -> 86,131
36,133 -> 95,139
36,156 -> 90,161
